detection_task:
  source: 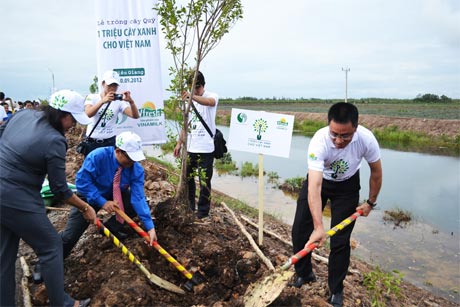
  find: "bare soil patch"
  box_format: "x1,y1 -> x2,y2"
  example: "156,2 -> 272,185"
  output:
15,125 -> 459,307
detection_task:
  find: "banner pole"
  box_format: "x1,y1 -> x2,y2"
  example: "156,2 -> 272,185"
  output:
258,153 -> 264,245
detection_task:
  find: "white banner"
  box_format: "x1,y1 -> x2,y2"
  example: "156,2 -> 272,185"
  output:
228,108 -> 295,158
95,0 -> 166,144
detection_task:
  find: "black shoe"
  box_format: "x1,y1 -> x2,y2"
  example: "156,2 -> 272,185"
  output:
99,227 -> 129,240
328,290 -> 343,307
32,263 -> 43,284
289,271 -> 316,288
77,298 -> 91,307
112,230 -> 129,240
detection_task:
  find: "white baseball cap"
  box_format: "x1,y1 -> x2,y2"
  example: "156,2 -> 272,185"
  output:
49,90 -> 91,125
116,131 -> 146,162
102,70 -> 120,85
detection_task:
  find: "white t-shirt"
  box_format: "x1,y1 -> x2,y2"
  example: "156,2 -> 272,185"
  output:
0,106 -> 7,121
307,125 -> 380,181
187,90 -> 219,153
84,94 -> 130,139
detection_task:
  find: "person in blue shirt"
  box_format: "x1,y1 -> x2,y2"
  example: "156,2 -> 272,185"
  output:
60,131 -> 157,259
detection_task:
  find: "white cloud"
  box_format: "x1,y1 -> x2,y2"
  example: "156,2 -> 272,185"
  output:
0,0 -> 458,101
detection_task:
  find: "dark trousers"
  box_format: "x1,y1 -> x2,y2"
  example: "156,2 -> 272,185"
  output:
0,207 -> 74,307
60,191 -> 135,259
291,171 -> 360,294
186,152 -> 214,218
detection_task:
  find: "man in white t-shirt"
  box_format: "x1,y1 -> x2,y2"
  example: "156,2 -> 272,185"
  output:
83,70 -> 140,155
173,71 -> 218,219
291,102 -> 382,307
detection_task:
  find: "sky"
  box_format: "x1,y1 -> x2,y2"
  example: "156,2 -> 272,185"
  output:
1,0 -> 459,102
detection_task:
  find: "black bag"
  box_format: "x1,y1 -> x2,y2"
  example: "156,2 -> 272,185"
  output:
76,139 -> 99,156
76,139 -> 90,155
191,104 -> 227,159
76,102 -> 111,155
213,129 -> 228,159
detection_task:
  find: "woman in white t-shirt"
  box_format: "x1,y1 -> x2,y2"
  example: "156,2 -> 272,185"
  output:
83,70 -> 140,155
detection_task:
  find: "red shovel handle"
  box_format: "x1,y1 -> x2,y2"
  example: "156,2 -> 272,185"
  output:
281,210 -> 362,270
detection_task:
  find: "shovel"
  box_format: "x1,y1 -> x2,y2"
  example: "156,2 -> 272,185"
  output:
243,209 -> 363,307
113,207 -> 204,291
95,218 -> 185,294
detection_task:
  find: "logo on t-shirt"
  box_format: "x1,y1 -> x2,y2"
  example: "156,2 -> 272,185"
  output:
308,153 -> 317,161
330,159 -> 349,179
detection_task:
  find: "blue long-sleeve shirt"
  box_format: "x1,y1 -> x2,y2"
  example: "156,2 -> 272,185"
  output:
75,147 -> 154,230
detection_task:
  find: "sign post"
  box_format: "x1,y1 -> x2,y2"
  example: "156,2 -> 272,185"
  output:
228,108 -> 294,245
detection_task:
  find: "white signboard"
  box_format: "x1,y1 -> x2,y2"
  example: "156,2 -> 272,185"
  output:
228,108 -> 294,158
95,0 -> 166,144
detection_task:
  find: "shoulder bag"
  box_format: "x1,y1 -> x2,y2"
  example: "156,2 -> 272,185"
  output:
76,101 -> 111,155
191,102 -> 227,159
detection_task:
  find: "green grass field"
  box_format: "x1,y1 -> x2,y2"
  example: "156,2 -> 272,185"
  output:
219,100 -> 460,120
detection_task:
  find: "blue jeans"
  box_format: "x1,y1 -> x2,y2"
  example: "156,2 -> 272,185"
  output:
0,206 -> 75,307
186,152 -> 214,218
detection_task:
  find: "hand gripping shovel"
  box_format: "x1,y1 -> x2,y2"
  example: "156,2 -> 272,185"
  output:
95,218 -> 185,294
243,210 -> 363,307
113,207 -> 204,291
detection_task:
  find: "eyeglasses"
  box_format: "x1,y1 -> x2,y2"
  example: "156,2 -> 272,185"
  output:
328,130 -> 354,141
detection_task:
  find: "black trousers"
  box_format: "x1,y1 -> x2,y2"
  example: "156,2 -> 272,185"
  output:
291,171 -> 360,294
186,152 -> 214,218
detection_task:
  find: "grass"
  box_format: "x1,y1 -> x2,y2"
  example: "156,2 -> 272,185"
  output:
214,152 -> 238,174
363,266 -> 404,307
239,161 -> 260,177
219,100 -> 460,120
383,208 -> 413,228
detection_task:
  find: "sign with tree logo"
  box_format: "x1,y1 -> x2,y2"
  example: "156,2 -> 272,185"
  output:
228,108 -> 294,245
228,108 -> 294,158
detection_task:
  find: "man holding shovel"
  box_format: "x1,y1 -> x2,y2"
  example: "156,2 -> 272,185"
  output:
60,131 -> 157,258
291,102 -> 382,307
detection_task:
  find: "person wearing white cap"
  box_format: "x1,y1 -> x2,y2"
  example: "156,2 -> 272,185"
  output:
82,70 -> 140,155
0,90 -> 96,307
60,131 -> 157,260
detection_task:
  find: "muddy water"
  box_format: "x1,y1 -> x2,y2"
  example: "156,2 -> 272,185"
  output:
143,127 -> 460,302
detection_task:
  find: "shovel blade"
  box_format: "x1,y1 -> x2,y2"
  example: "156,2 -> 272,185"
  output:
148,273 -> 185,294
244,270 -> 294,307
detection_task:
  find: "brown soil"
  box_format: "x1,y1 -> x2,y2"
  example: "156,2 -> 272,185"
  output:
15,122 -> 459,307
217,110 -> 460,137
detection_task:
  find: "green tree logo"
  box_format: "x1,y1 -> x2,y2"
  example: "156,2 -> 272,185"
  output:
50,95 -> 67,109
330,159 -> 349,179
100,109 -> 114,127
253,118 -> 268,140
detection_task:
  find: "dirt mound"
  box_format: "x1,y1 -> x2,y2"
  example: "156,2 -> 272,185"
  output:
15,125 -> 458,307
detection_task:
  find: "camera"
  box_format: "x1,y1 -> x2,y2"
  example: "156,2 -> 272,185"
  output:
114,94 -> 123,100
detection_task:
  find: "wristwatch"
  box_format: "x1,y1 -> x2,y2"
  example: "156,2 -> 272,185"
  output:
366,199 -> 377,208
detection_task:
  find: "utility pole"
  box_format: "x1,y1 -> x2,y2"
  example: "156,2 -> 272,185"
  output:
342,67 -> 350,102
48,68 -> 56,94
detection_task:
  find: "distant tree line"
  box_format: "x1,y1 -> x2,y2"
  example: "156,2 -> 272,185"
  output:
220,94 -> 457,104
414,93 -> 452,103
